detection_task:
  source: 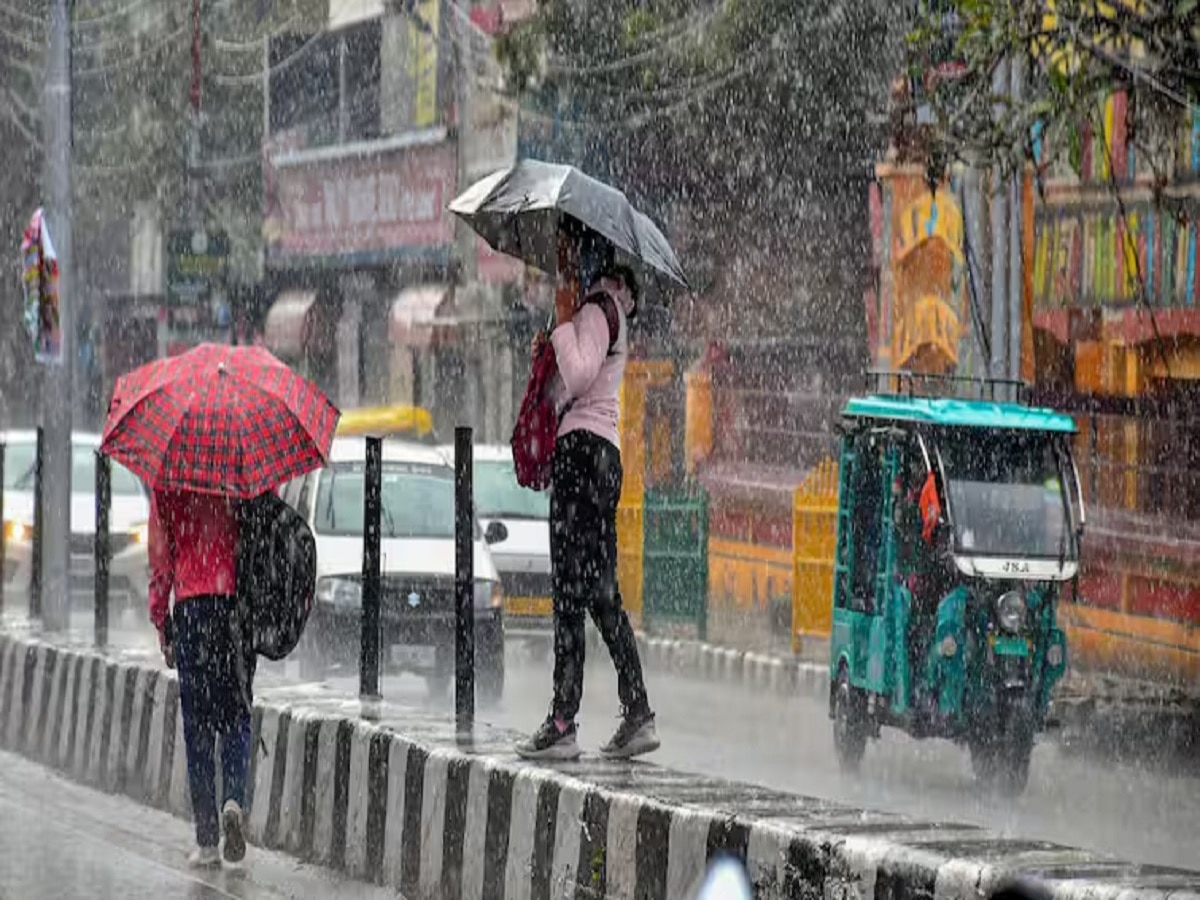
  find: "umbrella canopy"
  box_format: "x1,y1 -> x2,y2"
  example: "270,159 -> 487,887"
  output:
449,159 -> 688,290
101,343 -> 340,499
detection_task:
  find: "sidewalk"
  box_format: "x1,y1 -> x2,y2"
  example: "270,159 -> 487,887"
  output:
5,602 -> 1182,758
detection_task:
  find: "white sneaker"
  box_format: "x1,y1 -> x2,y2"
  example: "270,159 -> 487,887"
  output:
188,846 -> 221,869
600,710 -> 660,759
222,800 -> 246,863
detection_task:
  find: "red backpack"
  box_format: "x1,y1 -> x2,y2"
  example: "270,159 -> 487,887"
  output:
511,293 -> 620,491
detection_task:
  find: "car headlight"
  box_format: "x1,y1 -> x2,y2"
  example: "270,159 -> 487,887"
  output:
317,576 -> 362,609
128,522 -> 148,545
996,590 -> 1027,634
474,580 -> 503,610
3,520 -> 34,544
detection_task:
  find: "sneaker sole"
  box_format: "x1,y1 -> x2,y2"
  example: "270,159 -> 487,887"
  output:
600,735 -> 661,760
222,807 -> 246,863
515,742 -> 583,761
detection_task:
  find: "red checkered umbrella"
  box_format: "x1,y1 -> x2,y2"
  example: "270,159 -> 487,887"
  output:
101,343 -> 340,499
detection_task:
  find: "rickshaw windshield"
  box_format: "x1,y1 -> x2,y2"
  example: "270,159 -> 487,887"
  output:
937,430 -> 1074,560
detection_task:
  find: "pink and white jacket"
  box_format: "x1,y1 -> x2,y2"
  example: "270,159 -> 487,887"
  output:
549,276 -> 635,449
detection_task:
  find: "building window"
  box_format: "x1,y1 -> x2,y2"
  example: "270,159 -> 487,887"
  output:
270,31 -> 339,149
344,22 -> 382,143
269,20 -> 381,150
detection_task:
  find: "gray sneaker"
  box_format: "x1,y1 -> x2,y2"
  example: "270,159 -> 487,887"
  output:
516,717 -> 582,760
600,709 -> 660,759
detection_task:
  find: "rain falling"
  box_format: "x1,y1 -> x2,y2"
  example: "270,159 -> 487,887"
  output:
0,0 -> 1199,897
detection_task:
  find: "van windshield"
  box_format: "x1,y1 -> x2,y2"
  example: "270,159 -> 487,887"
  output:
314,461 -> 479,540
937,430 -> 1074,560
6,440 -> 143,496
475,459 -> 548,520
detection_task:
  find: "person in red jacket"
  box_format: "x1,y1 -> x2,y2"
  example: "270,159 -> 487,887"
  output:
150,489 -> 251,868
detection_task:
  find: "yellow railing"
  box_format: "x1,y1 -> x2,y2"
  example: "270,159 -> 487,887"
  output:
791,457 -> 839,652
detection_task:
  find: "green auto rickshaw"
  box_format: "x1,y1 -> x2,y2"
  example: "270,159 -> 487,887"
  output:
828,381 -> 1084,794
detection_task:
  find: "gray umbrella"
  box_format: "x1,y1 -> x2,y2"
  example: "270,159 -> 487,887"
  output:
448,159 -> 689,290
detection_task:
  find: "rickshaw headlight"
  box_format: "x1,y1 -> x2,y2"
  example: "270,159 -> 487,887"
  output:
996,591 -> 1027,633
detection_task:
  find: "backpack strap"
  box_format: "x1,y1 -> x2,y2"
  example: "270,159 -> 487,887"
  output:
584,290 -> 621,356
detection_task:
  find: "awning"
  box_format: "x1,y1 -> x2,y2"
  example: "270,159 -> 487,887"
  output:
390,284 -> 449,349
264,291 -> 316,357
329,0 -> 382,30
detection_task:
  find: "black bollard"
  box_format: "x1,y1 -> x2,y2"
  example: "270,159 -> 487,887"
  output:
30,426 -> 44,619
94,450 -> 110,649
359,436 -> 383,700
454,426 -> 475,729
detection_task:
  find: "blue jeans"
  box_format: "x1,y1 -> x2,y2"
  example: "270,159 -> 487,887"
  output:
174,596 -> 254,849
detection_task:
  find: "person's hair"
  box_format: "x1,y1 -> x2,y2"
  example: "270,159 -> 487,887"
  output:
558,215 -> 586,240
605,264 -> 640,320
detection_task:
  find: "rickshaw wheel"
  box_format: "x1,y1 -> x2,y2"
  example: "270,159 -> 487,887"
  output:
969,702 -> 1033,795
833,666 -> 868,771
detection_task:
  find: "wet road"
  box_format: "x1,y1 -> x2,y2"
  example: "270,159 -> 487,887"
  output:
304,650 -> 1200,872
0,749 -> 396,899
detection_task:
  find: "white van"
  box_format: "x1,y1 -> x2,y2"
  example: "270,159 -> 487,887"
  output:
2,430 -> 150,611
280,438 -> 507,701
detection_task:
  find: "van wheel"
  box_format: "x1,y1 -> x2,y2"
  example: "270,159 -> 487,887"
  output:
833,665 -> 868,772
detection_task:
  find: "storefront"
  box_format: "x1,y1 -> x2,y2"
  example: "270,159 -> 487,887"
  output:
262,132 -> 460,413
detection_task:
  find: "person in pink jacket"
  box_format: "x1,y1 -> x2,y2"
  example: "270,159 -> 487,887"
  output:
516,220 -> 658,761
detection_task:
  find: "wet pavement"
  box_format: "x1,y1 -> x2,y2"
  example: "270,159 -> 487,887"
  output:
303,651 -> 1200,873
0,748 -> 398,899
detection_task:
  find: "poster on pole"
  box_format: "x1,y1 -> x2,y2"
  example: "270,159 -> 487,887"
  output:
20,207 -> 62,364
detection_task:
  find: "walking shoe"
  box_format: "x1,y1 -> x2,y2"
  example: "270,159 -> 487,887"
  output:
222,800 -> 246,863
187,846 -> 221,869
600,708 -> 660,759
515,716 -> 582,760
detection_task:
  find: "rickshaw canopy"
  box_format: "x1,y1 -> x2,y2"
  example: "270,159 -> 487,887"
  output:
842,395 -> 1077,435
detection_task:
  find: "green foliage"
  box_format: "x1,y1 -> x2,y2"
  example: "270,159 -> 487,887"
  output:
908,0 -> 1200,184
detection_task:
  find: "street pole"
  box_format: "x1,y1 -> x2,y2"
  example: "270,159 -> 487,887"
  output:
41,0 -> 74,632
93,450 -> 110,649
989,59 -> 1010,385
452,8 -> 481,435
961,166 -> 989,378
1008,55 -> 1026,386
453,7 -> 477,286
454,427 -> 475,731
360,436 -> 383,700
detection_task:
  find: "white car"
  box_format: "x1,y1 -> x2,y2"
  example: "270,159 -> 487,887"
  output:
280,437 -> 508,700
2,430 -> 150,610
443,445 -> 553,631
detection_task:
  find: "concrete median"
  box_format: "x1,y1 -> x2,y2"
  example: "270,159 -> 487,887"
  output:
2,630 -> 1198,900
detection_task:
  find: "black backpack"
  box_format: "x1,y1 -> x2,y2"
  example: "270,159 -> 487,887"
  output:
236,491 -> 317,661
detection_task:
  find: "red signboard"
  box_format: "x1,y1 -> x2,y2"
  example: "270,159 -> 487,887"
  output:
267,140 -> 456,260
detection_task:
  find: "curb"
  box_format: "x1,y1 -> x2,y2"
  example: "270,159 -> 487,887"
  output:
633,634 -> 829,702
511,627 -> 831,703
3,631 -> 1197,900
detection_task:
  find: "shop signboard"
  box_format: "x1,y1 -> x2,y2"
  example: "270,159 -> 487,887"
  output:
409,0 -> 441,129
167,227 -> 229,306
266,139 -> 456,263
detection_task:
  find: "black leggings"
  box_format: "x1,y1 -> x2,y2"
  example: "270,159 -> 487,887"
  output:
550,430 -> 649,722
